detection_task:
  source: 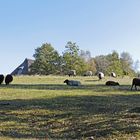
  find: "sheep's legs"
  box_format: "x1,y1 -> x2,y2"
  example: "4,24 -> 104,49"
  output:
131,85 -> 133,90
135,85 -> 137,90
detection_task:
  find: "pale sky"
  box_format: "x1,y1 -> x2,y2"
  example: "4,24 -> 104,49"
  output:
0,0 -> 140,74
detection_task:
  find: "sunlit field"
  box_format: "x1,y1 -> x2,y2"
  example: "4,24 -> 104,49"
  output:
0,75 -> 140,140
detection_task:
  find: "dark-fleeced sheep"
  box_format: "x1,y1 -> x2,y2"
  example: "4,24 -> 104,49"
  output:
0,74 -> 4,84
68,70 -> 76,77
64,79 -> 81,86
131,78 -> 140,90
105,81 -> 119,86
5,74 -> 13,85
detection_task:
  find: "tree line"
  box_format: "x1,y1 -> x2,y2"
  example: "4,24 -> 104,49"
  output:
30,41 -> 136,76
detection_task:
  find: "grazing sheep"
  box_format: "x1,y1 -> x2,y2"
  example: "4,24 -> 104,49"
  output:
111,72 -> 116,78
64,79 -> 81,86
0,74 -> 4,84
105,81 -> 119,86
98,72 -> 104,80
131,78 -> 140,90
68,70 -> 76,77
5,74 -> 13,85
83,71 -> 93,76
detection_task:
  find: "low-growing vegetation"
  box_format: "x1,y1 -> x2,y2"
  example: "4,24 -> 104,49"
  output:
0,76 -> 140,140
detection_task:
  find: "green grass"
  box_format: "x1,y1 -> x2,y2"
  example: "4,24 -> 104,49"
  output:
0,76 -> 140,140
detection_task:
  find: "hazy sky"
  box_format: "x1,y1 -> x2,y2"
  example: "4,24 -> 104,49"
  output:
0,0 -> 140,74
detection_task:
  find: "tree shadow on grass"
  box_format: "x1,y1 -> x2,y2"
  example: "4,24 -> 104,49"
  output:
0,84 -> 133,93
85,79 -> 100,82
0,94 -> 140,139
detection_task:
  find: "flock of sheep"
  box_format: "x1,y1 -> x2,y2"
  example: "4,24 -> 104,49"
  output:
64,71 -> 118,87
0,71 -> 140,91
64,70 -> 140,91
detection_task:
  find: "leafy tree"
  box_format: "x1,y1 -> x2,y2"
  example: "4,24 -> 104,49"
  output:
79,50 -> 96,74
106,51 -> 123,76
80,50 -> 91,62
30,43 -> 61,75
86,58 -> 97,74
94,51 -> 135,76
133,60 -> 140,73
94,55 -> 110,74
63,41 -> 79,69
120,52 -> 134,76
62,41 -> 87,75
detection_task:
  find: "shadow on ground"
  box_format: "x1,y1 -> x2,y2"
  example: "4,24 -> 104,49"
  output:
0,83 -> 134,93
0,94 -> 140,139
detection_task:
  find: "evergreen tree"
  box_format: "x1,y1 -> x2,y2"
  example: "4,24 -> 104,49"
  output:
30,43 -> 60,75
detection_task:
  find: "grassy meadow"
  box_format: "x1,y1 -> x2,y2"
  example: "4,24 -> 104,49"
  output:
0,75 -> 140,140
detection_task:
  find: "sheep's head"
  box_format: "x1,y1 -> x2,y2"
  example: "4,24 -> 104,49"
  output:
5,74 -> 13,85
64,79 -> 69,84
116,82 -> 120,85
